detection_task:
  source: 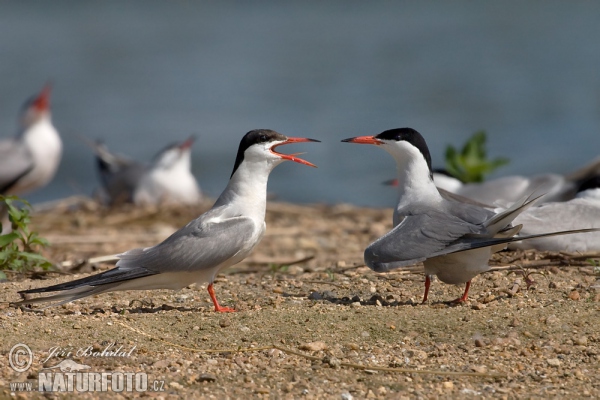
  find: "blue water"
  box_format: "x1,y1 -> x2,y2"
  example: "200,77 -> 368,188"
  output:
1,1 -> 599,208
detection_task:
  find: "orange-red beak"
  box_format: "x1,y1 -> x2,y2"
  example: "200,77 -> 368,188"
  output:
271,137 -> 320,168
341,135 -> 383,145
33,83 -> 52,112
178,135 -> 195,150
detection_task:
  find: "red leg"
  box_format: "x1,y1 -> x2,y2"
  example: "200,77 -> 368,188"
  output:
421,275 -> 431,304
207,283 -> 235,313
450,280 -> 471,304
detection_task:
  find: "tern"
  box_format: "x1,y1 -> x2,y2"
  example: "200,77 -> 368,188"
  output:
15,129 -> 319,312
94,136 -> 201,206
509,176 -> 600,252
0,84 -> 62,197
342,128 -> 599,303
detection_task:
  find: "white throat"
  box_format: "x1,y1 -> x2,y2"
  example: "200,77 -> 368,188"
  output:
214,154 -> 281,221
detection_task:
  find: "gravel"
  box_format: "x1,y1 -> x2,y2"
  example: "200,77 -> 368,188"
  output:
0,199 -> 599,398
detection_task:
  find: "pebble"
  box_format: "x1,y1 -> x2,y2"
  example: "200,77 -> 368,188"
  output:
569,291 -> 580,301
219,319 -> 231,328
547,358 -> 561,367
341,392 -> 353,400
299,341 -> 327,352
308,291 -> 323,300
546,315 -> 559,325
442,381 -> 454,390
574,336 -> 588,346
198,374 -> 217,382
350,302 -> 361,308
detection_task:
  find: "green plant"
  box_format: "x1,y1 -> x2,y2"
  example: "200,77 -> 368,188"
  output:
0,196 -> 53,276
445,131 -> 509,183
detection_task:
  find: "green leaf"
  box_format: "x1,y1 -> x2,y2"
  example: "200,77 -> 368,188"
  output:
0,232 -> 19,248
444,130 -> 509,183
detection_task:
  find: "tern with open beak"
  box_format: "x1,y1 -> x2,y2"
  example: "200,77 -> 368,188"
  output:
15,129 -> 319,312
343,128 -> 599,303
0,84 -> 62,198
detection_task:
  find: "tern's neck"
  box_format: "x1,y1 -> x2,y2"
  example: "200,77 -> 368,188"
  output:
213,159 -> 273,220
393,152 -> 441,210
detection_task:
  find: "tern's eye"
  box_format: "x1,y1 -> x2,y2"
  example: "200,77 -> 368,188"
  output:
259,134 -> 268,142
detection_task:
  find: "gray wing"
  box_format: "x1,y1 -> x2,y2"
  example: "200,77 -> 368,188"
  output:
117,213 -> 258,273
94,142 -> 146,203
0,139 -> 33,193
20,210 -> 259,295
365,208 -> 484,272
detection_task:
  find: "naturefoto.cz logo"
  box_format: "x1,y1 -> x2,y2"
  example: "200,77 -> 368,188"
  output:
8,343 -> 165,393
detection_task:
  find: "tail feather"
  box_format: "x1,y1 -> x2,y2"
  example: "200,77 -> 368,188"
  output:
484,193 -> 544,233
436,227 -> 600,257
18,266 -> 157,295
12,286 -> 109,308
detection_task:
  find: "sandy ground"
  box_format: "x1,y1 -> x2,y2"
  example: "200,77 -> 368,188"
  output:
0,198 -> 599,399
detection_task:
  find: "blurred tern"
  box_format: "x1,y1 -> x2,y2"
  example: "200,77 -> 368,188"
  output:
0,84 -> 62,196
15,129 -> 319,312
386,170 -> 575,205
342,128 -> 599,303
94,136 -> 201,206
509,176 -> 600,252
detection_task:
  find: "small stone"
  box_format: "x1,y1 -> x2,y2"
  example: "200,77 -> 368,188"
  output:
475,338 -> 485,348
197,373 -> 217,383
72,324 -> 82,329
169,381 -> 183,389
545,315 -> 559,325
508,318 -> 520,327
153,360 -> 170,369
308,291 -> 323,300
350,302 -> 361,308
272,287 -> 283,294
471,365 -> 488,374
442,381 -> 454,390
219,319 -> 231,328
574,336 -> 588,346
472,303 -> 486,310
287,265 -> 304,275
327,357 -> 341,369
547,358 -> 561,367
341,392 -> 353,400
361,331 -> 370,338
299,341 -> 327,352
593,293 -> 600,302
569,290 -> 580,301
193,326 -> 200,331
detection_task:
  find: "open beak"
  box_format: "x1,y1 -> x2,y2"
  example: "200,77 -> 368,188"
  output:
271,137 -> 320,168
178,135 -> 195,150
341,135 -> 383,145
33,83 -> 52,112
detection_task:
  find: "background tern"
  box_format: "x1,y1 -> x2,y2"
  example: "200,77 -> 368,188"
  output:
342,128 -> 598,303
0,84 -> 62,198
15,129 -> 319,312
508,176 -> 600,252
94,136 -> 201,206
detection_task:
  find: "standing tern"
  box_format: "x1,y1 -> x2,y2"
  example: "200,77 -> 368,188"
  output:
94,136 -> 202,206
342,128 -> 599,303
15,129 -> 319,312
508,176 -> 600,252
0,84 -> 62,196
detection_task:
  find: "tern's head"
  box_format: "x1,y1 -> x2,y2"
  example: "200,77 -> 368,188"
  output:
152,136 -> 195,172
342,128 -> 433,179
20,84 -> 52,128
230,129 -> 320,178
